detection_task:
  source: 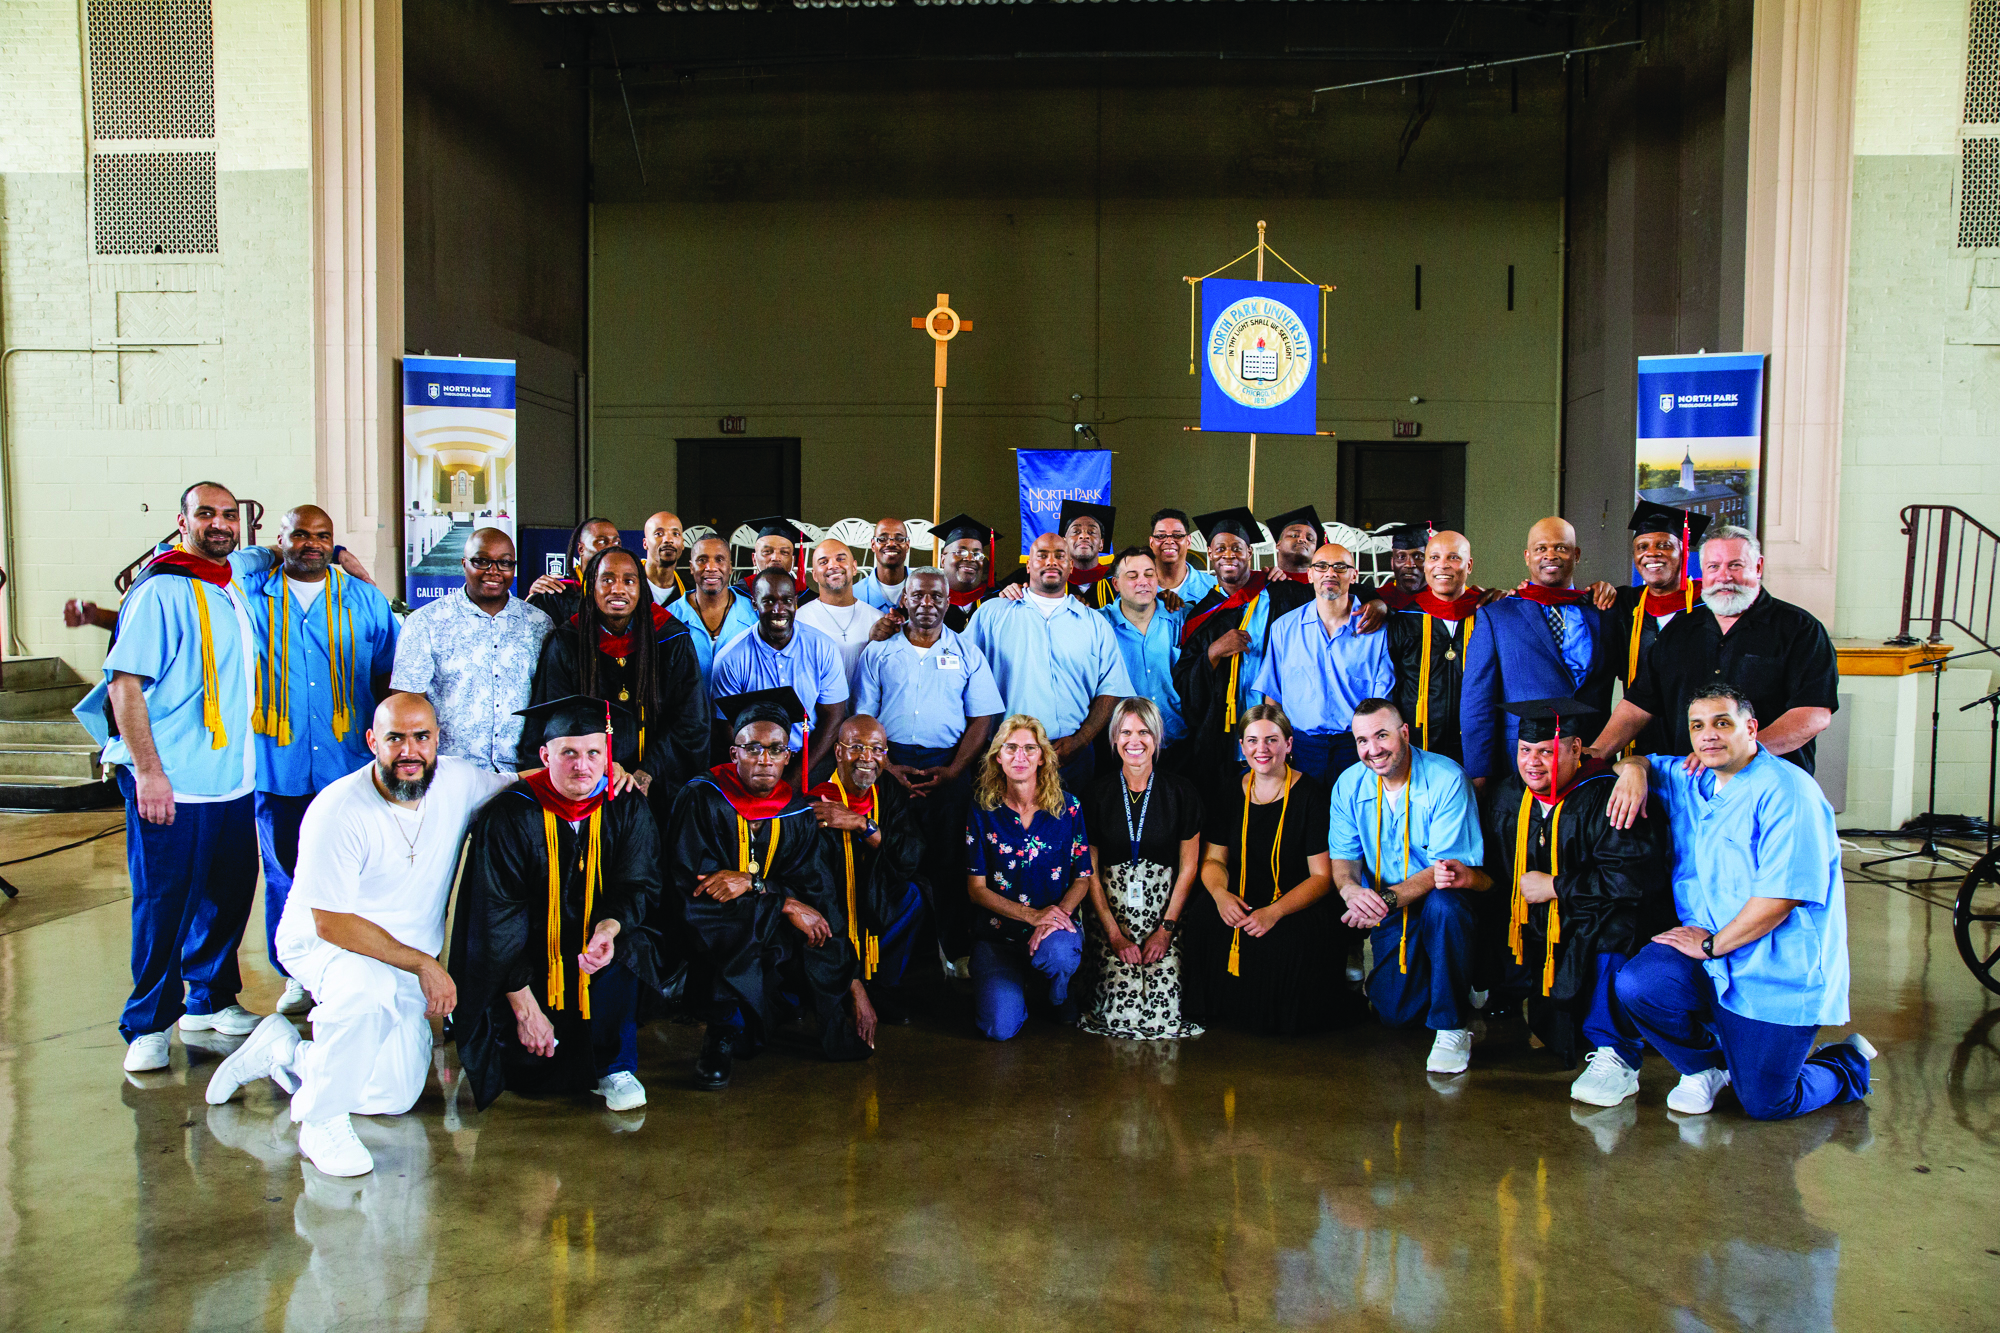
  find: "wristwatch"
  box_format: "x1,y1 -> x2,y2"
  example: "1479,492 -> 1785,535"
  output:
1379,887 -> 1401,912
750,874 -> 769,897
1161,918 -> 1180,936
863,818 -> 880,839
1700,932 -> 1716,958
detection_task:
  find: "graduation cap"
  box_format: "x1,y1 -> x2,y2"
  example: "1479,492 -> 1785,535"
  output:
1058,500 -> 1115,546
1265,505 -> 1327,545
934,512 -> 994,550
713,686 -> 807,739
1193,506 -> 1261,546
515,695 -> 640,766
1502,696 -> 1596,744
1377,521 -> 1433,552
744,516 -> 805,546
1629,499 -> 1711,550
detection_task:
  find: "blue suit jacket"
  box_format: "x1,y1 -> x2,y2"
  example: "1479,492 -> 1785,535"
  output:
1458,593 -> 1618,782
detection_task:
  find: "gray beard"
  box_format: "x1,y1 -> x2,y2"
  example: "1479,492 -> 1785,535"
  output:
378,759 -> 436,802
1703,582 -> 1757,617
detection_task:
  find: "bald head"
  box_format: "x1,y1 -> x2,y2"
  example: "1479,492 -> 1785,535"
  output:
643,510 -> 685,579
834,714 -> 888,789
1424,530 -> 1474,599
1310,542 -> 1357,602
811,537 -> 857,594
278,504 -> 337,580
1524,517 -> 1579,589
368,693 -> 439,801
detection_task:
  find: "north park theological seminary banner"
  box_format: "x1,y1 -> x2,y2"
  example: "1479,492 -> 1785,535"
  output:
1200,278 -> 1320,438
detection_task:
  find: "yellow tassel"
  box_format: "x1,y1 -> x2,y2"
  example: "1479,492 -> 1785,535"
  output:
190,580 -> 227,750
580,811 -> 600,1019
834,772 -> 879,979
1416,615 -> 1433,749
1377,771 -> 1412,974
1542,803 -> 1563,997
543,811 -> 564,1013
1509,787 -> 1532,964
1222,593 -> 1261,734
1228,769 -> 1293,976
327,572 -> 354,742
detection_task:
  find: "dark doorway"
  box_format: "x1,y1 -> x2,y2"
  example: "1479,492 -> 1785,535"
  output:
1336,441 -> 1467,534
676,437 -> 802,539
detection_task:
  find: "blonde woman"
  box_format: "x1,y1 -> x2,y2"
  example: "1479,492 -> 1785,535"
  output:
965,716 -> 1095,1040
1079,697 -> 1204,1039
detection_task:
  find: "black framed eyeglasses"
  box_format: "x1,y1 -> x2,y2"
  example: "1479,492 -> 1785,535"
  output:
467,556 -> 518,573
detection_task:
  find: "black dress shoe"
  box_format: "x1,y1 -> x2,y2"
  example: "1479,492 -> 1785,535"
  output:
694,1032 -> 733,1090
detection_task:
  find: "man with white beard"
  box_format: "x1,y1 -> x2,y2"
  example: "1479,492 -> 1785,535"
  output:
1587,526 -> 1839,774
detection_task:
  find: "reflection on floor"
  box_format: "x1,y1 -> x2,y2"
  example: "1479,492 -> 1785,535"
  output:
0,816 -> 1996,1330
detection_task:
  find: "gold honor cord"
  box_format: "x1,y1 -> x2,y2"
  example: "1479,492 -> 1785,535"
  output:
1227,769 -> 1295,976
833,772 -> 882,980
186,575 -> 227,750
542,807 -> 603,1018
1377,772 -> 1414,974
736,811 -> 781,876
1415,612 -> 1474,752
1223,594 -> 1262,733
1508,790 -> 1564,996
255,571 -> 357,746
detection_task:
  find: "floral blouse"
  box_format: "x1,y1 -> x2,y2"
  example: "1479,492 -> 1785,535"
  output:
965,793 -> 1094,945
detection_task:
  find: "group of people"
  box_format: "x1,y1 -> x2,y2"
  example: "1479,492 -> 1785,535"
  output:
81,480 -> 1873,1181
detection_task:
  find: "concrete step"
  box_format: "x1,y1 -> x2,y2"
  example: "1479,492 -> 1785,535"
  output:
1,657 -> 87,690
0,716 -> 98,745
0,744 -> 104,780
0,772 -> 120,811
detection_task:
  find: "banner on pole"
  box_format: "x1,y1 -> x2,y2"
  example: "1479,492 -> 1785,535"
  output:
1199,278 -> 1319,437
402,356 -> 518,606
1017,449 -> 1112,557
1635,353 -> 1763,545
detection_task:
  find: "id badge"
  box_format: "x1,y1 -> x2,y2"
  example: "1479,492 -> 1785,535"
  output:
936,652 -> 962,671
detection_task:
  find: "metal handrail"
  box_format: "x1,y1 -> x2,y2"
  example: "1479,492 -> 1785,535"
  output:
1895,505 -> 1999,652
112,500 -> 265,594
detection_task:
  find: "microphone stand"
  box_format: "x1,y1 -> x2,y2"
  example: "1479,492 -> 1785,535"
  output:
1960,683 -> 2000,859
1864,645 -> 2000,878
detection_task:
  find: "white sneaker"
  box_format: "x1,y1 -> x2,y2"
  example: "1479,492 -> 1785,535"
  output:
298,1114 -> 374,1177
1666,1066 -> 1731,1115
1841,1032 -> 1879,1061
180,1004 -> 260,1035
205,1013 -> 302,1105
593,1071 -> 647,1112
122,1031 -> 171,1072
1468,988 -> 1490,1012
277,979 -> 312,1015
1426,1028 -> 1474,1075
1570,1047 -> 1641,1107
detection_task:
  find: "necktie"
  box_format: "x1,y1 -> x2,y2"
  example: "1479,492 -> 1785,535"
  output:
1544,603 -> 1567,653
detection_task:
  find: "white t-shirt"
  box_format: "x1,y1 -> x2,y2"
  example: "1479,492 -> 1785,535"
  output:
276,755 -> 513,960
288,576 -> 326,613
794,596 -> 878,691
1027,590 -> 1069,620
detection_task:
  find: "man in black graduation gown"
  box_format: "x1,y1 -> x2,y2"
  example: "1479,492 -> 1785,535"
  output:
1264,503 -> 1324,587
672,688 -> 876,1089
807,715 -> 931,1022
450,697 -> 666,1113
1482,698 -> 1671,1111
1171,507 -> 1313,803
996,500 -> 1118,608
936,512 -> 1001,632
1602,501 -> 1711,758
739,515 -> 816,605
1385,529 -> 1483,762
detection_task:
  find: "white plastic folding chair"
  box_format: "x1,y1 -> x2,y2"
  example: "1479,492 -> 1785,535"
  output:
904,518 -> 936,565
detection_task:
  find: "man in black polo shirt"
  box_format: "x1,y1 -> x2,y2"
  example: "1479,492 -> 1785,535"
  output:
1586,526 -> 1838,773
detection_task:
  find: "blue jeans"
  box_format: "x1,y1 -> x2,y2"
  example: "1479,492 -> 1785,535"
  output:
1581,951 -> 1642,1066
1611,943 -> 1870,1120
590,960 -> 640,1078
117,770 -> 258,1041
254,791 -> 314,978
1290,730 -> 1360,787
1366,888 -> 1476,1032
972,930 -> 1084,1041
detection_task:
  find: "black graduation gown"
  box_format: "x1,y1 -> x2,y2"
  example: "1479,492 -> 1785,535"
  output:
1386,608 -> 1474,764
1606,583 -> 1699,759
1483,769 -> 1673,1066
667,776 -> 871,1061
808,776 -> 928,941
943,589 -> 1000,633
528,583 -> 583,626
449,784 -> 665,1109
520,615 -> 711,816
1170,579 -> 1313,801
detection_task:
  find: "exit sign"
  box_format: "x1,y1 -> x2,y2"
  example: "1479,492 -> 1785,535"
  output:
718,415 -> 747,434
1392,419 -> 1421,438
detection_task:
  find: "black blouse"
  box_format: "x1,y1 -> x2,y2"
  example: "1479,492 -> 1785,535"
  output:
1083,769 -> 1204,871
1203,771 -> 1332,907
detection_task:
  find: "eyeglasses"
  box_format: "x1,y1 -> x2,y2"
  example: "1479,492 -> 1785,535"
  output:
733,742 -> 790,760
1308,562 -> 1356,576
998,743 -> 1042,758
466,557 -> 518,573
838,741 -> 890,758
873,533 -> 910,546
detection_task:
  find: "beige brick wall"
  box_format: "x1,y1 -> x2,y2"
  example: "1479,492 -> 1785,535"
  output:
0,0 -> 313,677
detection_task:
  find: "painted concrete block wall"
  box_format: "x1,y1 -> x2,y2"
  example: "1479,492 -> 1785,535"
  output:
1838,0 -> 2000,820
0,0 -> 314,677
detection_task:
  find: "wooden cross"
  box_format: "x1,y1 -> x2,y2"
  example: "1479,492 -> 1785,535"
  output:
911,293 -> 972,528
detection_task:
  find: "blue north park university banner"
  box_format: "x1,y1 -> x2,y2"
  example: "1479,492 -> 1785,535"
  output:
1017,449 -> 1112,556
402,355 -> 518,605
1635,352 -> 1764,544
1200,278 -> 1319,437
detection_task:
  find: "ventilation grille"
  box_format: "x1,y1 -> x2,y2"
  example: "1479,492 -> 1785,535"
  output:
1971,0 -> 1999,125
93,152 -> 219,255
85,0 -> 216,140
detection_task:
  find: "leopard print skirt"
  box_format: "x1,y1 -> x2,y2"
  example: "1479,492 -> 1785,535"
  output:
1079,859 -> 1204,1041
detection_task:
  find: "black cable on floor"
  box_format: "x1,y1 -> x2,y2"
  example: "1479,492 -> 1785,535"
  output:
0,824 -> 121,868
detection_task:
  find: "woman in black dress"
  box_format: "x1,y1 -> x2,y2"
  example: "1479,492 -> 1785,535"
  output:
1080,697 -> 1205,1039
1183,703 -> 1355,1034
523,546 -> 710,823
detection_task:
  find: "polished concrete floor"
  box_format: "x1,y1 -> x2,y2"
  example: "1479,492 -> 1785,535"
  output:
1,810 -> 1996,1331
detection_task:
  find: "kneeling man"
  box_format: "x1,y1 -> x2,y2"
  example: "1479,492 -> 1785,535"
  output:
450,697 -> 667,1115
205,694 -> 513,1177
1484,698 -> 1671,1106
1606,684 -> 1875,1119
673,689 -> 876,1089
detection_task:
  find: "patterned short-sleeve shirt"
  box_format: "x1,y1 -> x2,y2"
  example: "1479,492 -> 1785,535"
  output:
965,792 -> 1093,943
389,589 -> 552,772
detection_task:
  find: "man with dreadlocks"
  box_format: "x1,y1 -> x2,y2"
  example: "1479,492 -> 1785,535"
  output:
450,697 -> 666,1113
238,504 -> 400,1017
670,688 -> 876,1090
522,545 -> 710,823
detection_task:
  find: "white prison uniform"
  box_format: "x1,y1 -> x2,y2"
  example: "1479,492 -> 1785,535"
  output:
274,757 -> 511,1122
